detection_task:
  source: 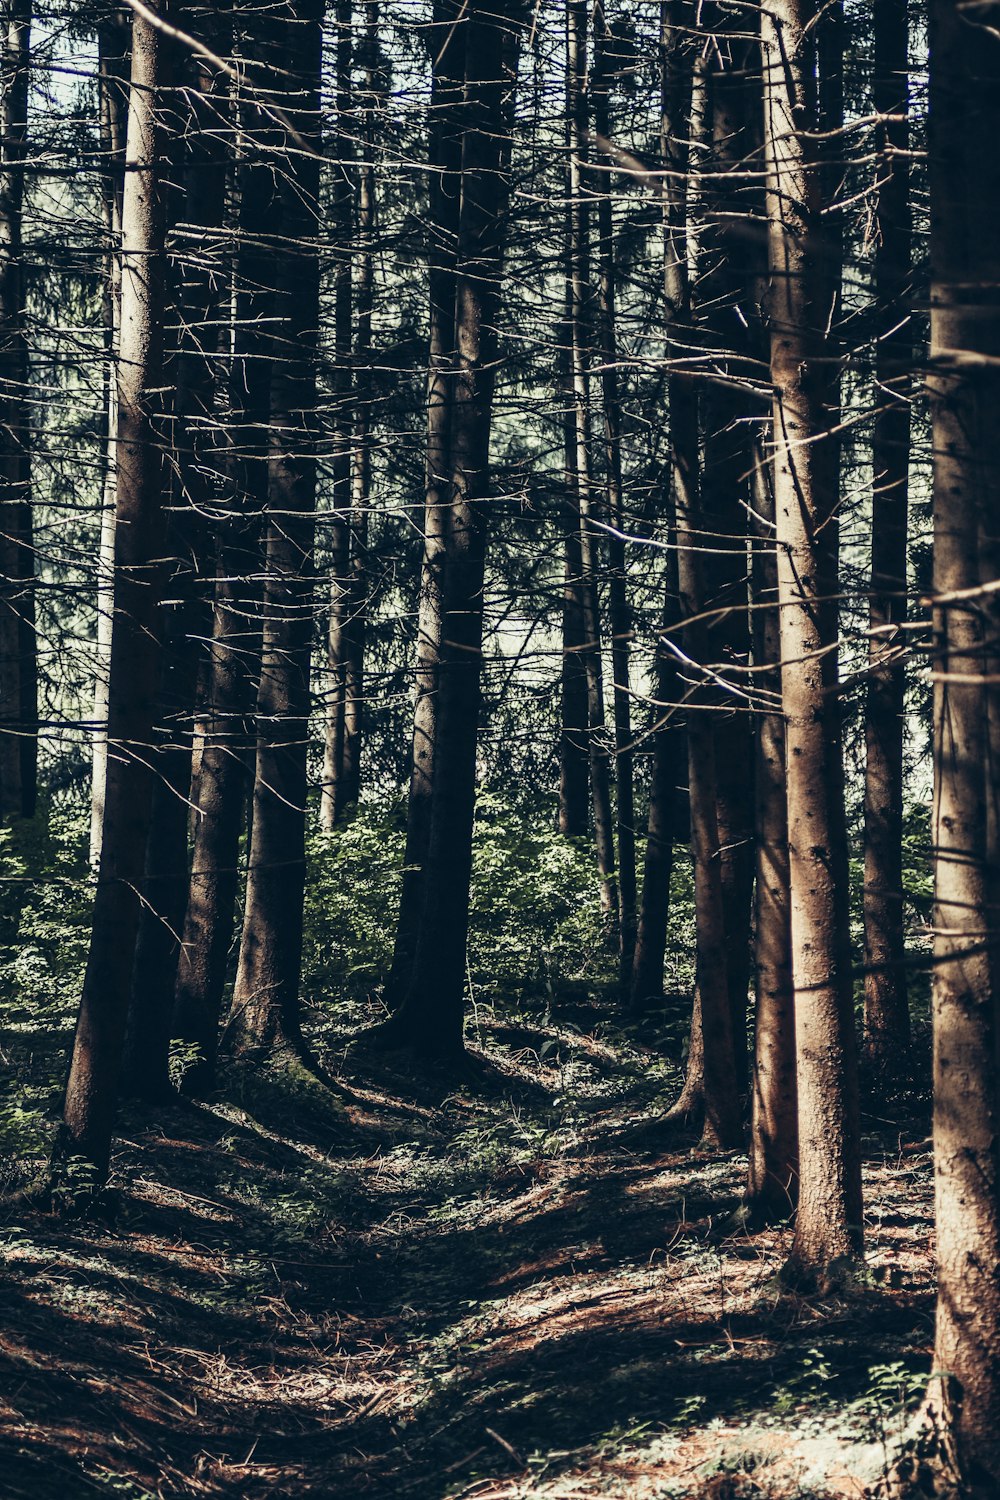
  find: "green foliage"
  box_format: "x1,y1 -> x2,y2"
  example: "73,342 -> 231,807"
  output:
302,794 -> 610,1022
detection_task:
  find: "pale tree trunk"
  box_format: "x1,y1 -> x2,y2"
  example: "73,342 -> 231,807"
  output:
862,0 -> 911,1084
320,0 -> 355,831
53,4 -> 171,1189
121,32 -> 229,1102
378,1 -> 520,1060
227,0 -> 323,1060
0,0 -> 33,821
746,450 -> 796,1221
761,0 -> 861,1279
90,13 -> 129,867
385,0 -> 466,1008
922,0 -> 1000,1479
567,0 -> 618,935
593,2 -> 636,985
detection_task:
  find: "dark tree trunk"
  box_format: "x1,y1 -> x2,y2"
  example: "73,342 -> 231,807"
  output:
53,4 -> 171,1188
862,0 -> 911,1084
557,500 -> 590,840
385,0 -> 467,1009
320,0 -> 355,832
923,0 -> 1000,1478
593,2 -> 636,986
761,0 -> 861,1280
566,0 -> 618,935
379,1 -> 520,1060
170,3 -> 280,1095
0,0 -> 34,821
227,0 -> 324,1060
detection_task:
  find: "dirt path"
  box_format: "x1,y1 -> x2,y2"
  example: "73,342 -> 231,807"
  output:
0,1003 -> 934,1498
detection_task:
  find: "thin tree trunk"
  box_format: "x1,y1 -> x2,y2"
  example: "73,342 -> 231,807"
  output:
593,2 -> 635,985
922,1 -> 1000,1477
378,1 -> 519,1059
567,0 -> 618,935
384,0 -> 466,1008
0,0 -> 33,821
53,3 -> 171,1188
340,0 -> 379,820
761,0 -> 861,1279
90,14 -> 130,868
227,0 -> 324,1059
320,0 -> 355,831
862,0 -> 911,1084
558,504 -> 590,838
746,450 -> 796,1220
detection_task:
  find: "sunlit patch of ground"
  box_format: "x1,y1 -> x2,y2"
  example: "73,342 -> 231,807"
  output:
0,1000 -> 933,1498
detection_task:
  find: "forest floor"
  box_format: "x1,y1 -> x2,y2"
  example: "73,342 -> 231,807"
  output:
0,992 -> 934,1500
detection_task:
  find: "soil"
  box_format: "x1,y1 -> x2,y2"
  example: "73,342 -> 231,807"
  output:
0,998 -> 934,1498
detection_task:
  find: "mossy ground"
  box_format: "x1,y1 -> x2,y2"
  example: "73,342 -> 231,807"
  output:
0,991 -> 934,1499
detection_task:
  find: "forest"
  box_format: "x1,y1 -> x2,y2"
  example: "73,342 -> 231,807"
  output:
0,0 -> 996,1494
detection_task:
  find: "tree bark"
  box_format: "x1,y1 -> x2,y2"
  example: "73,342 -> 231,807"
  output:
227,0 -> 324,1060
53,3 -> 171,1187
761,0 -> 861,1279
924,0 -> 1000,1478
862,0 -> 911,1084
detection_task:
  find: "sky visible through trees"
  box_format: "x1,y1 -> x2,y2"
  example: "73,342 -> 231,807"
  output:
0,0 -> 998,1495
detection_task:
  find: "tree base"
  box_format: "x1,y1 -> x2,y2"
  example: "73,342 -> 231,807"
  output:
873,1376 -> 968,1499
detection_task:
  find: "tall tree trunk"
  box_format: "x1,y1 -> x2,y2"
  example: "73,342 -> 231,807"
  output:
171,5 -> 282,1091
557,401 -> 590,838
746,451 -> 796,1220
121,32 -> 229,1102
227,0 -> 324,1059
378,0 -> 519,1060
633,0 -> 694,1018
593,2 -> 636,985
320,0 -> 355,831
53,3 -> 171,1188
566,0 -> 618,934
0,0 -> 33,821
761,0 -> 861,1279
923,1 -> 1000,1478
862,0 -> 911,1084
384,0 -> 466,1008
340,0 -> 379,822
90,14 -> 130,867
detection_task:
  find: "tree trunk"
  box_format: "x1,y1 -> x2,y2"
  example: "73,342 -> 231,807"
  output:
862,0 -> 911,1084
320,0 -> 355,831
924,1 -> 1000,1478
761,0 -> 861,1279
121,32 -> 228,1102
0,0 -> 34,821
566,0 -> 618,935
746,450 -> 796,1220
593,2 -> 636,986
53,3 -> 171,1188
379,0 -> 519,1060
384,0 -> 466,1008
227,0 -> 323,1060
90,14 -> 130,867
558,461 -> 590,839
171,4 -> 283,1090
